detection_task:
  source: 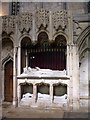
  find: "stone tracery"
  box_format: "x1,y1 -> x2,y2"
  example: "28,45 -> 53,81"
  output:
18,13 -> 32,33
35,9 -> 49,29
52,10 -> 68,31
2,16 -> 15,34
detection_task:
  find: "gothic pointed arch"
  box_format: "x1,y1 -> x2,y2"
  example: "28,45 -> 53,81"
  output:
4,58 -> 13,102
77,25 -> 90,48
77,25 -> 90,58
2,54 -> 13,69
21,36 -> 32,73
2,37 -> 14,69
51,34 -> 67,70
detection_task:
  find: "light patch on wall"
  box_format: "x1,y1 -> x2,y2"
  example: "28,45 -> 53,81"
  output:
1,2 -> 9,16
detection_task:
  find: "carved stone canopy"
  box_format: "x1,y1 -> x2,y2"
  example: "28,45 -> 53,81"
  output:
36,9 -> 49,29
52,10 -> 68,31
2,16 -> 15,34
18,13 -> 32,33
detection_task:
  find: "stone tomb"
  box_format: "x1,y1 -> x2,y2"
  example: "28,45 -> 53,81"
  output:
17,67 -> 70,108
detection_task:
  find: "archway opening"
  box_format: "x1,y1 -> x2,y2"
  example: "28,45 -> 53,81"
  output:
4,60 -> 13,102
28,32 -> 49,68
2,38 -> 13,102
21,37 -> 31,73
53,35 -> 67,70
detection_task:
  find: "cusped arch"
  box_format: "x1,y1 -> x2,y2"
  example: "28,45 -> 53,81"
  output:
36,82 -> 50,86
19,82 -> 33,86
53,82 -> 67,87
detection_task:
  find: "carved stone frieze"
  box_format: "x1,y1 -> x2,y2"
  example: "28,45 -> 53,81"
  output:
52,10 -> 68,31
18,13 -> 32,33
2,16 -> 15,34
36,9 -> 49,29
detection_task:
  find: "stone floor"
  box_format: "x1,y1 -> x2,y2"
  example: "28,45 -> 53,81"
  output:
0,102 -> 89,119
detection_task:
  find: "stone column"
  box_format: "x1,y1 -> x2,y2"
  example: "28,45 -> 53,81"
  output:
49,11 -> 53,41
67,84 -> 70,108
50,84 -> 54,103
33,84 -> 37,103
17,46 -> 21,75
67,45 -> 70,75
17,84 -> 21,107
72,45 -> 79,111
67,4 -> 74,109
68,45 -> 73,109
13,47 -> 18,107
0,12 -> 2,104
